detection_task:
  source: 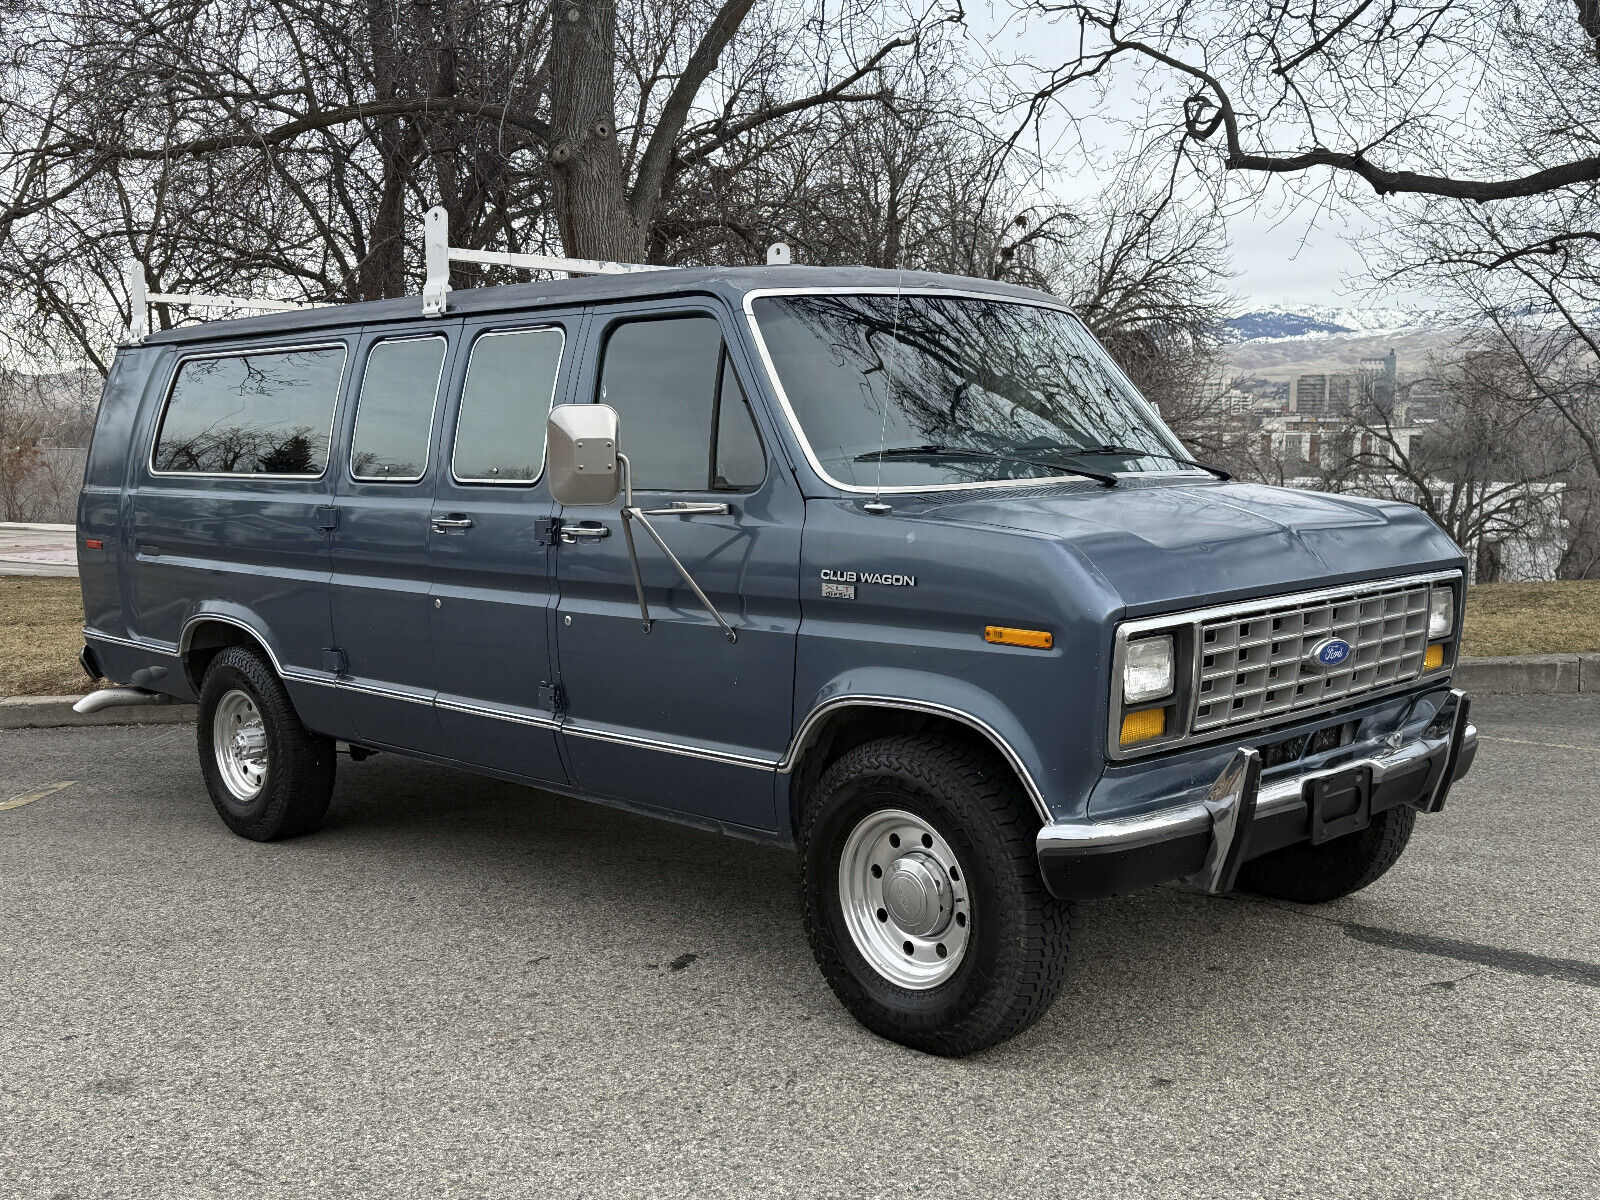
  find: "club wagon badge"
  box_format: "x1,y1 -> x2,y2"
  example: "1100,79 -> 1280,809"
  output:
1307,636 -> 1353,669
820,568 -> 916,599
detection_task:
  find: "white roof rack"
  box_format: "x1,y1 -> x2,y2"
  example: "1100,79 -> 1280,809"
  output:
125,260 -> 307,340
422,205 -> 667,316
122,206 -> 785,336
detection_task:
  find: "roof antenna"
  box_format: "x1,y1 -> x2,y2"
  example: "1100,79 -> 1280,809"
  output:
864,264 -> 907,515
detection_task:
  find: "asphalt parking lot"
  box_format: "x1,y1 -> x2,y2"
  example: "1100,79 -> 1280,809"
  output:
2,693 -> 1597,1198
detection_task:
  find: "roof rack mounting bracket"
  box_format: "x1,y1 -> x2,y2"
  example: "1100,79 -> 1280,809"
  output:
123,259 -> 307,341
420,204 -> 668,317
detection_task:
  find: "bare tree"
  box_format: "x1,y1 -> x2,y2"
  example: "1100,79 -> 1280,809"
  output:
1333,350 -> 1580,580
0,0 -> 945,369
1022,1 -> 1600,204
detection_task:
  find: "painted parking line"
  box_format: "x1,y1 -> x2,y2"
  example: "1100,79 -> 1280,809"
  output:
0,781 -> 76,811
1479,735 -> 1600,754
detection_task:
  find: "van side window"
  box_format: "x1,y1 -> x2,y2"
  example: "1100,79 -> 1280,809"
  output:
351,336 -> 446,481
152,345 -> 346,476
597,315 -> 765,492
452,327 -> 566,484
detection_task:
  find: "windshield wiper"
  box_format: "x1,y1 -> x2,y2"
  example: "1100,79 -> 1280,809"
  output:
1067,444 -> 1232,481
852,444 -> 1118,487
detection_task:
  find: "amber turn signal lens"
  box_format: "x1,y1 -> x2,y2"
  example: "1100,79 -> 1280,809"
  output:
1120,707 -> 1168,746
984,626 -> 1053,650
1424,642 -> 1445,671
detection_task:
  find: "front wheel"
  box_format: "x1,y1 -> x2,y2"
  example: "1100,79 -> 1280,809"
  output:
197,646 -> 335,841
800,735 -> 1075,1056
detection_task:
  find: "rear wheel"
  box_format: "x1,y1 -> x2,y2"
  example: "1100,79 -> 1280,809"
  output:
800,735 -> 1075,1056
1237,804 -> 1416,903
197,646 -> 335,841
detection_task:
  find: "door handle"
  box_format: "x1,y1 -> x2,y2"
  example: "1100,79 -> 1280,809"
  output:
431,516 -> 475,533
559,523 -> 611,543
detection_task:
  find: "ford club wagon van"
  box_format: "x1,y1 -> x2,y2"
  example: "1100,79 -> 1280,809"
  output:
76,258 -> 1477,1055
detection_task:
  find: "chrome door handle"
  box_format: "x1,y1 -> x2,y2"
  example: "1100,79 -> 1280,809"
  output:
559,523 -> 611,543
431,516 -> 474,532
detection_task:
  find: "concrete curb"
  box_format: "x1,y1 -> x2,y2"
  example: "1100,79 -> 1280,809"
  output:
1453,654 -> 1600,695
0,694 -> 196,730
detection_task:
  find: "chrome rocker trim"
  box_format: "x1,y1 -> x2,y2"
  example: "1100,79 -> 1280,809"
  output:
1037,689 -> 1476,896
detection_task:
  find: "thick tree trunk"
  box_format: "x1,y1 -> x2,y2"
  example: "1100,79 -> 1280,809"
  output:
548,0 -> 642,261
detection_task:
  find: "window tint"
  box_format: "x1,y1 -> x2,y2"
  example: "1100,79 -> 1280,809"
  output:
597,316 -> 765,492
351,337 -> 446,481
153,345 -> 346,475
453,327 -> 566,483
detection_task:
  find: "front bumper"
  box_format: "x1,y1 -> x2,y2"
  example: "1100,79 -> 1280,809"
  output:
1037,688 -> 1477,900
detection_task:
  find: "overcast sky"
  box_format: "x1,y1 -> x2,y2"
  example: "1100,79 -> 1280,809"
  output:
969,6 -> 1433,312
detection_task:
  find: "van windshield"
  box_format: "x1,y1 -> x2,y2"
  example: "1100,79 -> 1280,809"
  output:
749,292 -> 1192,489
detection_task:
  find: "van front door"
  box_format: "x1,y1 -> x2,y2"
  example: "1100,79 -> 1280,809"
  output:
553,307 -> 801,833
425,315 -> 581,787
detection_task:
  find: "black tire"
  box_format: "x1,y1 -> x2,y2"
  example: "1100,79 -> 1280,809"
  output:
1236,804 -> 1416,903
196,645 -> 335,841
800,734 -> 1075,1056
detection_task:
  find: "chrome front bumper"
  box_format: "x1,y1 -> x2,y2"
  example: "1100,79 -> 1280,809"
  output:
1037,688 -> 1477,899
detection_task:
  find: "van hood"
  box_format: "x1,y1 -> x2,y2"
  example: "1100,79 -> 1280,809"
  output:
901,480 -> 1463,614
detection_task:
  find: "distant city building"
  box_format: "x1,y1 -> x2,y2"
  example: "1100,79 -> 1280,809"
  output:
1289,373 -> 1352,416
1357,348 -> 1399,412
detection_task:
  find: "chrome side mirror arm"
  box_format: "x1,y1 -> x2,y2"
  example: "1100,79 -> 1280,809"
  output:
616,453 -> 739,644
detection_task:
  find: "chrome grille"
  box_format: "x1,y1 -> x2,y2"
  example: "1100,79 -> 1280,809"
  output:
1191,580 -> 1433,734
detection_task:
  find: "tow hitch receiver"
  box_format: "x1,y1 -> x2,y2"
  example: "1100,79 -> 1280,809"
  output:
1308,766 -> 1373,845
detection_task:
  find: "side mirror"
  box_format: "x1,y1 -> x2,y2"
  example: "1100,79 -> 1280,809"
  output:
546,403 -> 622,506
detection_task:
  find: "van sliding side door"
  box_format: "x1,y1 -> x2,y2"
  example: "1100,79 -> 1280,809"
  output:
327,321 -> 460,754
423,311 -> 584,787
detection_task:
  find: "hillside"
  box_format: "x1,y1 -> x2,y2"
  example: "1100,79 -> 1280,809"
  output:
1223,304 -> 1470,381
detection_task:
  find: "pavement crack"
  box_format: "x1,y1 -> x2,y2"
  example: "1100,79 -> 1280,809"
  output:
1168,884 -> 1600,990
1343,924 -> 1600,989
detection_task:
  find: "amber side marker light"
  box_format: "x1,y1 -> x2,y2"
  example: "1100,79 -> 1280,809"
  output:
1424,643 -> 1446,672
1120,707 -> 1168,746
984,626 -> 1053,650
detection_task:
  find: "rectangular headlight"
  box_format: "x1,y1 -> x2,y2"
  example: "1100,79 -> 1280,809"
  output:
1123,635 -> 1175,704
1428,587 -> 1455,639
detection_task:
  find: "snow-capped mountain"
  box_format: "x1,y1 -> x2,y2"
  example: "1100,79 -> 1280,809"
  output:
1228,303 -> 1444,343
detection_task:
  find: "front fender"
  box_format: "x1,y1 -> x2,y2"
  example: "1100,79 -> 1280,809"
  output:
784,667 -> 1101,826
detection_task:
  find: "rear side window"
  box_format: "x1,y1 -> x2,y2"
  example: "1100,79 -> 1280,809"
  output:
152,345 -> 346,476
452,327 -> 566,483
350,336 -> 446,481
597,315 -> 765,491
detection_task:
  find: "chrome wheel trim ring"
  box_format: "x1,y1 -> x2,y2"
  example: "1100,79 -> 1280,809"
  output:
212,688 -> 268,802
838,807 -> 971,990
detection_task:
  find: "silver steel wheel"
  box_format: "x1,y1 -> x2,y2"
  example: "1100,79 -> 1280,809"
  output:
212,688 -> 268,802
838,808 -> 971,989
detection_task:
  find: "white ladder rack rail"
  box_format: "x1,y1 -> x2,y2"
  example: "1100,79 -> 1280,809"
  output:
125,260 -> 306,340
421,205 -> 667,316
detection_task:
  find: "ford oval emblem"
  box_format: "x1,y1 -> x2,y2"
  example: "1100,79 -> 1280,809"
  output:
1308,637 -> 1353,669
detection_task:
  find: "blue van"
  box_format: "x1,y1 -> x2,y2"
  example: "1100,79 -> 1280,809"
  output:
77,261 -> 1476,1054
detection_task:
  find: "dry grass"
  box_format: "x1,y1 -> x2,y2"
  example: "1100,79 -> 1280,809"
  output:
0,577 -> 93,696
2,574 -> 1597,697
1461,580 -> 1600,659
